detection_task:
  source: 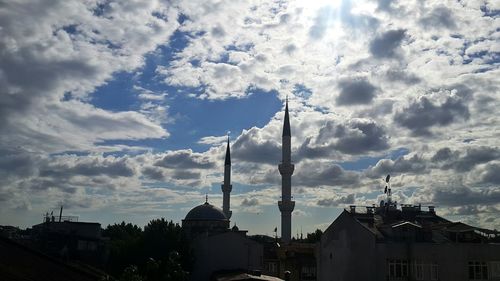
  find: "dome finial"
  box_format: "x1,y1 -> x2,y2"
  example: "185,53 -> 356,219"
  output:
205,194 -> 208,204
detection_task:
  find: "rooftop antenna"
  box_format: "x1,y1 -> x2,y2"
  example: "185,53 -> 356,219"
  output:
59,205 -> 63,222
385,174 -> 392,204
205,194 -> 208,204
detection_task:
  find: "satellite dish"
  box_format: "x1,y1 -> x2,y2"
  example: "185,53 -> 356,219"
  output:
385,174 -> 391,183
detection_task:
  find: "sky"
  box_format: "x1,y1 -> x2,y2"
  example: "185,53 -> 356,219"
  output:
0,0 -> 499,236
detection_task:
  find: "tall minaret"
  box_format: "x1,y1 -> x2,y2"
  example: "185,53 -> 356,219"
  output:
221,136 -> 232,219
278,98 -> 295,244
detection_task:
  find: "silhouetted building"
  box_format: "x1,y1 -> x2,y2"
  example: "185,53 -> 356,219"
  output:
275,243 -> 316,281
191,229 -> 264,280
213,269 -> 284,281
317,203 -> 500,281
0,235 -> 108,281
30,214 -> 107,267
183,138 -> 263,280
182,198 -> 230,238
256,233 -> 316,281
0,225 -> 22,240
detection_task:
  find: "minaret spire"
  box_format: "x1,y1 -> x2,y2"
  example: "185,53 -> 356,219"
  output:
221,135 -> 232,219
283,96 -> 291,137
278,98 -> 295,244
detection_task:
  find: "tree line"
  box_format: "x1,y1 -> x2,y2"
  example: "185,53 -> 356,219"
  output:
103,219 -> 192,281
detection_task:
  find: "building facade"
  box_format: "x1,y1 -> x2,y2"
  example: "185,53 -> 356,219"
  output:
317,204 -> 500,281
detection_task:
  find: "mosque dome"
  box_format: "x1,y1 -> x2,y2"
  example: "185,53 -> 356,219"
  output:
184,202 -> 228,221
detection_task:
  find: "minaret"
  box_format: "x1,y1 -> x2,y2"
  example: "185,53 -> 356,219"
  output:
278,98 -> 295,244
221,136 -> 232,219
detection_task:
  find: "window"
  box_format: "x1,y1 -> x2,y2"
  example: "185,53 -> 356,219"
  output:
469,261 -> 488,280
268,262 -> 277,273
430,263 -> 439,280
414,261 -> 424,280
301,266 -> 316,279
491,262 -> 500,278
388,259 -> 408,280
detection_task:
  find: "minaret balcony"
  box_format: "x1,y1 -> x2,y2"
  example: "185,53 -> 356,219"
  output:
278,200 -> 295,212
278,163 -> 295,175
221,184 -> 232,193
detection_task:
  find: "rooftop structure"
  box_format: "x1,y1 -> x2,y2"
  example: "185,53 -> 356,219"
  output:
317,203 -> 500,281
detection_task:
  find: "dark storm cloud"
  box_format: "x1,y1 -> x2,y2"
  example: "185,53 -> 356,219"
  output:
317,194 -> 355,207
232,127 -> 280,165
478,163 -> 500,185
211,25 -> 226,37
27,177 -> 77,193
376,0 -> 395,12
296,119 -> 389,160
295,138 -> 336,161
40,157 -> 135,178
172,170 -> 201,180
369,29 -> 406,58
444,205 -> 499,216
385,70 -> 421,85
453,147 -> 500,172
142,167 -> 165,181
336,78 -> 377,105
332,120 -> 389,154
394,96 -> 470,136
431,147 -> 456,162
283,44 -> 297,55
294,163 -> 360,187
366,154 -> 427,178
419,6 -> 456,29
241,198 -> 259,207
0,150 -> 39,179
430,146 -> 500,172
155,150 -> 215,169
432,186 -> 500,207
359,100 -> 394,118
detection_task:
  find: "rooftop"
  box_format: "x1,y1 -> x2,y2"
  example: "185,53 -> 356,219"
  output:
345,204 -> 500,243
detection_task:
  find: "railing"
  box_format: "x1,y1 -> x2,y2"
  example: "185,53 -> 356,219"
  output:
44,215 -> 79,222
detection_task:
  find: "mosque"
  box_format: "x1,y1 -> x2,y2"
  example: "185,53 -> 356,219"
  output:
181,100 -> 298,280
179,99 -> 500,281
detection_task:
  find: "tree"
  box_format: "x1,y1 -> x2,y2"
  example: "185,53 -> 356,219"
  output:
305,229 -> 323,243
104,222 -> 143,277
103,219 -> 192,281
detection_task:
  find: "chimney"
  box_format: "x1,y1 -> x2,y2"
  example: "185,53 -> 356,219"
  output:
349,205 -> 356,213
428,206 -> 435,214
